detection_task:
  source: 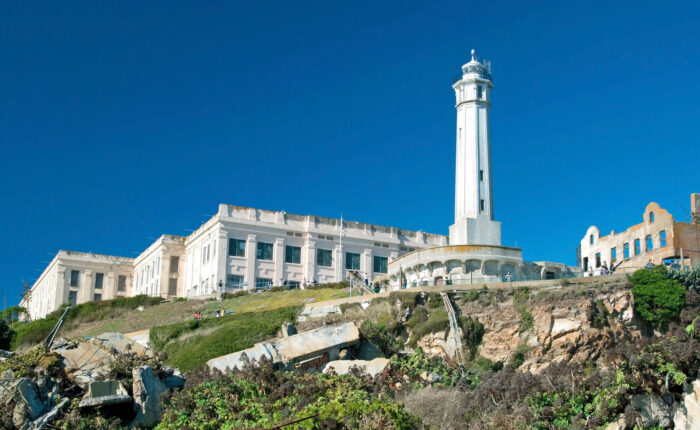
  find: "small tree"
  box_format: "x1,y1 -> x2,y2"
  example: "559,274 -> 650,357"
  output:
0,320 -> 15,350
630,266 -> 686,328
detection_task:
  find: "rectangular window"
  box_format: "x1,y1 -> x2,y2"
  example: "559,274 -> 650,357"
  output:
634,239 -> 641,255
646,235 -> 653,251
94,273 -> 104,289
480,199 -> 485,212
317,249 -> 333,267
660,230 -> 667,247
257,242 -> 273,260
117,275 -> 126,292
345,252 -> 361,270
228,238 -> 246,257
68,291 -> 77,306
288,281 -> 300,289
583,257 -> 589,271
167,278 -> 177,296
93,293 -> 102,301
170,256 -> 180,274
477,85 -> 483,99
373,256 -> 388,274
479,170 -> 484,181
624,243 -> 630,259
285,245 -> 301,264
70,270 -> 79,287
611,247 -> 617,262
226,275 -> 244,288
255,278 -> 272,289
595,252 -> 601,268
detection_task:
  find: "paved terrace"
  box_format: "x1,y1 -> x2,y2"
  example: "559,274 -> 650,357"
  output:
305,273 -> 629,309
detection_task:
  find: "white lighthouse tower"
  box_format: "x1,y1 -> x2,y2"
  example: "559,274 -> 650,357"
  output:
449,49 -> 501,246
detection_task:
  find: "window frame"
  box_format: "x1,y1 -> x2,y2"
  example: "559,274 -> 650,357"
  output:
316,249 -> 333,267
228,238 -> 246,257
94,272 -> 104,290
226,274 -> 244,289
660,230 -> 667,247
634,239 -> 641,256
373,256 -> 388,274
256,242 -> 274,261
70,270 -> 80,287
345,252 -> 361,270
285,245 -> 301,264
255,277 -> 272,289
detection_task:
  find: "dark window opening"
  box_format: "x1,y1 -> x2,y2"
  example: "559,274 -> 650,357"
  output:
228,238 -> 246,257
345,252 -> 361,270
373,256 -> 388,274
285,245 -> 301,264
595,253 -> 601,267
94,273 -> 104,289
70,270 -> 79,287
256,242 -> 273,260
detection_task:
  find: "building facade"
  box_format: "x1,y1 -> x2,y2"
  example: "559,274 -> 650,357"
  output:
183,204 -> 447,297
21,251 -> 134,319
579,194 -> 700,274
133,235 -> 186,298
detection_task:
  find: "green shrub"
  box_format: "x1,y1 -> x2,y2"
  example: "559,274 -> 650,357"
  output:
154,306 -> 301,371
458,316 -> 484,358
306,281 -> 349,290
0,320 -> 15,350
630,267 -> 686,328
11,316 -> 57,350
407,308 -> 449,346
157,362 -> 422,429
0,306 -> 26,324
669,266 -> 700,292
510,343 -> 529,368
359,320 -> 403,356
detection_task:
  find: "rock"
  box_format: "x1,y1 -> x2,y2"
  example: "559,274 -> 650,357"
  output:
14,378 -> 47,420
162,374 -> 186,390
419,371 -> 441,384
673,379 -> 700,430
338,349 -> 349,360
322,358 -> 390,377
13,399 -> 29,429
49,338 -> 72,351
631,393 -> 671,428
604,415 -> 625,430
57,340 -> 116,388
0,349 -> 15,359
395,382 -> 403,390
79,380 -> 131,409
551,318 -> 581,339
132,366 -> 169,428
1,369 -> 14,381
31,397 -> 69,430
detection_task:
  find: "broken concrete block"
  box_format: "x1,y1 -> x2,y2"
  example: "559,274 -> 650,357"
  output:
32,397 -> 69,430
1,369 -> 14,381
14,378 -> 47,419
95,332 -> 153,357
79,379 -> 132,409
322,358 -> 390,377
132,366 -> 169,428
281,322 -> 297,337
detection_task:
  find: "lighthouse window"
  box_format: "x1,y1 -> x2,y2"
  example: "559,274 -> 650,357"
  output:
480,199 -> 485,212
477,85 -> 483,99
479,170 -> 484,181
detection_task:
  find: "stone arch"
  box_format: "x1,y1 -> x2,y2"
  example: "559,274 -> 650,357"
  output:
482,260 -> 499,277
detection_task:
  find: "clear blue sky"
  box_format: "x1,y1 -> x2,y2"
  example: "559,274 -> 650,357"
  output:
2,1 -> 699,306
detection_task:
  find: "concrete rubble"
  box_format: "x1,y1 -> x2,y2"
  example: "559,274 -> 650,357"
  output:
208,322 -> 360,372
132,365 -> 169,428
0,331 -> 184,429
322,358 -> 390,377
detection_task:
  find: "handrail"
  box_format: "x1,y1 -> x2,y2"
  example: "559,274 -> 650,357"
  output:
440,293 -> 465,366
43,306 -> 71,350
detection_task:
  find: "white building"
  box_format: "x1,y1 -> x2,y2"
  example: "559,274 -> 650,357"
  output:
133,235 -> 186,298
21,251 -> 134,319
183,204 -> 447,297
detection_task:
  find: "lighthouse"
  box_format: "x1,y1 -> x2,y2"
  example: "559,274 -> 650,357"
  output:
449,49 -> 502,246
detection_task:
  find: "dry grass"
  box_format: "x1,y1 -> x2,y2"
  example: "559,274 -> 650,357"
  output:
59,288 -> 349,340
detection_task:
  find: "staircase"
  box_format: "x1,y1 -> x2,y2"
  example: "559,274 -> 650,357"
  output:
440,293 -> 465,366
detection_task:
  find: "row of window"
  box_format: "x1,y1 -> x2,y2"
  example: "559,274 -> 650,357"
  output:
586,230 -> 668,269
227,239 -> 389,272
68,270 -> 127,292
589,212 -> 658,246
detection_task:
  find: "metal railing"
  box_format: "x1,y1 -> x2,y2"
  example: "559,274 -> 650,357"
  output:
403,271 -> 580,289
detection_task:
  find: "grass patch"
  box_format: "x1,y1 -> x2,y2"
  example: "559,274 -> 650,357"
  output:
154,306 -> 301,371
11,295 -> 163,350
407,307 -> 449,346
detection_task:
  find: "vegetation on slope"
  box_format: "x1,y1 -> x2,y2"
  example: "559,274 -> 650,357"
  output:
150,306 -> 301,371
157,360 -> 421,430
10,295 -> 163,350
630,266 -> 686,328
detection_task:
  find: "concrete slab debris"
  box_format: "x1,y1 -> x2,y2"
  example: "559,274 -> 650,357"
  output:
322,358 -> 390,377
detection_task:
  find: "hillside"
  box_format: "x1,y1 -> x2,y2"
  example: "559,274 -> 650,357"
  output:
2,269 -> 698,429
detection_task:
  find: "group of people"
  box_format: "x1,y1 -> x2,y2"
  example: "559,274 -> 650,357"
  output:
588,261 -> 616,276
193,307 -> 227,320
